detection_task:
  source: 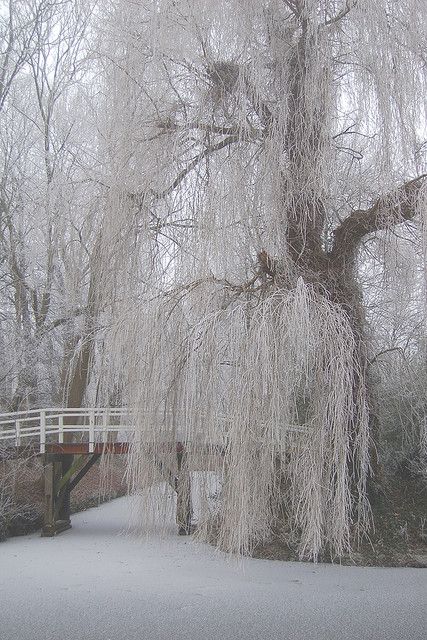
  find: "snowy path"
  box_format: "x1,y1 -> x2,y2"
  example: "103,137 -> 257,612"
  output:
0,497 -> 426,640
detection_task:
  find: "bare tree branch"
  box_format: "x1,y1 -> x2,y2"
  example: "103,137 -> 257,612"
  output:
331,174 -> 427,261
281,0 -> 303,20
131,134 -> 240,207
324,0 -> 358,27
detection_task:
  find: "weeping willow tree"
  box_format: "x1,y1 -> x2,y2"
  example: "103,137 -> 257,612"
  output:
94,0 -> 427,560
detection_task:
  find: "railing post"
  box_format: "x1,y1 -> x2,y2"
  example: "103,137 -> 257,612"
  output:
40,410 -> 46,454
58,415 -> 64,444
89,409 -> 95,453
15,420 -> 21,447
102,410 -> 108,444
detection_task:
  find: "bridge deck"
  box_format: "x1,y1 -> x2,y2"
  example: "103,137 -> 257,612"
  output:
3,442 -> 131,456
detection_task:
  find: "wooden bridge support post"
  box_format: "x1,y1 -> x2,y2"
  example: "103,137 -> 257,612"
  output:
41,452 -> 101,537
43,459 -> 57,535
42,454 -> 73,537
176,443 -> 193,535
58,454 -> 73,523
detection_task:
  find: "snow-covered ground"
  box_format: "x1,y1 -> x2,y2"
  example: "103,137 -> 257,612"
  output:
0,496 -> 426,640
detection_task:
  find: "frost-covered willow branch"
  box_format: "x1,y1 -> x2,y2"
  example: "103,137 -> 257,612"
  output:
101,280 -> 370,560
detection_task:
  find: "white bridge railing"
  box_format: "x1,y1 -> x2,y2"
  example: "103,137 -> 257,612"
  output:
1,407 -> 309,456
0,407 -> 131,454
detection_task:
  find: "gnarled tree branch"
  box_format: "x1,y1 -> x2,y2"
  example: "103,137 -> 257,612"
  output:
331,174 -> 427,264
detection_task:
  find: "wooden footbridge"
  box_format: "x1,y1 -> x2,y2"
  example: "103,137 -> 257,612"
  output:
0,408 -> 193,537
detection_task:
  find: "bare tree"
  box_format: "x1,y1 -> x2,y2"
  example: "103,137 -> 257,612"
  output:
96,0 -> 427,559
0,0 -> 96,409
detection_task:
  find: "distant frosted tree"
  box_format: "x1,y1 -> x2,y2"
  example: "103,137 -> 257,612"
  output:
0,0 -> 98,409
91,0 -> 427,559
